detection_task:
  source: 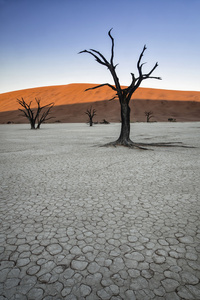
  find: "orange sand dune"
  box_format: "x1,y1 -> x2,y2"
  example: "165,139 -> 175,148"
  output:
0,83 -> 200,123
0,83 -> 200,113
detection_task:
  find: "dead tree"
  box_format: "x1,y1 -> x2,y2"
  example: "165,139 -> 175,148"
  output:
79,29 -> 161,148
17,98 -> 54,129
85,106 -> 96,126
100,119 -> 110,124
36,99 -> 54,129
145,111 -> 154,122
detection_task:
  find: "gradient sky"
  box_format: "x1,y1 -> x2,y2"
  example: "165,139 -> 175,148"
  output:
0,0 -> 200,94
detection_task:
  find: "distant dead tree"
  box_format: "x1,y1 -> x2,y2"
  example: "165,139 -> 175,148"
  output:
85,106 -> 96,126
100,119 -> 110,124
168,118 -> 176,122
79,29 -> 161,148
17,98 -> 54,129
145,111 -> 154,122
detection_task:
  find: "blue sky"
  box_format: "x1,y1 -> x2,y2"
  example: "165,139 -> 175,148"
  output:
0,0 -> 199,93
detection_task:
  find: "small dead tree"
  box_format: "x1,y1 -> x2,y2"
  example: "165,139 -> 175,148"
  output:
145,111 -> 154,122
17,98 -> 54,129
85,106 -> 96,126
100,119 -> 110,124
79,29 -> 161,148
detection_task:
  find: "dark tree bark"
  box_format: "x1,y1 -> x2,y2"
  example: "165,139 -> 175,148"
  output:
85,106 -> 96,126
117,101 -> 131,145
79,29 -> 161,148
36,99 -> 54,129
17,98 -> 54,129
145,111 -> 154,122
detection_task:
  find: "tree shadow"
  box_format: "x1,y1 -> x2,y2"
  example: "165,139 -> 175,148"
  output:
101,141 -> 196,150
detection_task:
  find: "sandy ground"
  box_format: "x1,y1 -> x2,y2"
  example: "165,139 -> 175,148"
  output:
0,84 -> 200,124
1,99 -> 200,124
0,122 -> 200,299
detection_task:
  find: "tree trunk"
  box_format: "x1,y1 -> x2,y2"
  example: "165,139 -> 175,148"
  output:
116,101 -> 131,145
89,118 -> 93,126
30,121 -> 35,129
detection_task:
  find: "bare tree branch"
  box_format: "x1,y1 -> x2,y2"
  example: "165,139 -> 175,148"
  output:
37,102 -> 54,128
90,49 -> 109,65
146,62 -> 159,77
85,107 -> 96,117
85,83 -> 117,92
137,45 -> 147,77
145,111 -> 154,122
79,29 -> 123,100
108,28 -> 114,65
17,98 -> 34,126
18,108 -> 29,119
108,96 -> 118,101
17,98 -> 54,129
78,50 -> 107,66
85,106 -> 97,126
135,46 -> 161,82
143,76 -> 162,80
79,29 -> 161,147
123,46 -> 161,101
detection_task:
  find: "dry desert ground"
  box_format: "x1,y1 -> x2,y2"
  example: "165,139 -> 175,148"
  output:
0,122 -> 200,299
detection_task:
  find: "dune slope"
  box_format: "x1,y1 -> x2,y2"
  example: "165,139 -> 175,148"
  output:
0,83 -> 200,123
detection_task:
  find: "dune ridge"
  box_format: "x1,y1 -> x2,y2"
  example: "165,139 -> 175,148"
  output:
1,83 -> 200,112
0,83 -> 200,123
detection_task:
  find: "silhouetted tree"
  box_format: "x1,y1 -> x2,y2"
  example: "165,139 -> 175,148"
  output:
100,119 -> 110,124
168,118 -> 176,122
17,98 -> 54,129
145,111 -> 154,122
79,29 -> 161,148
85,106 -> 96,126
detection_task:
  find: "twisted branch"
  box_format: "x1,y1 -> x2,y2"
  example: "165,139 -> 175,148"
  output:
79,30 -> 161,105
